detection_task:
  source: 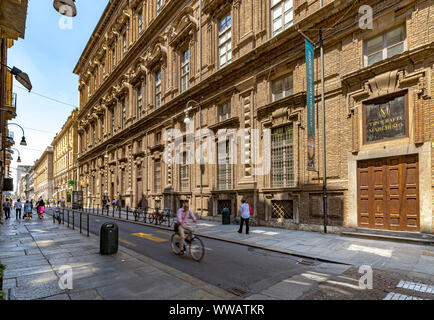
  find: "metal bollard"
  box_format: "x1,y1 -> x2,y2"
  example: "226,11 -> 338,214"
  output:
67,210 -> 70,228
80,212 -> 82,234
87,213 -> 89,237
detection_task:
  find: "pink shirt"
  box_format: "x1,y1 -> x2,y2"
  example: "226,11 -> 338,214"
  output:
177,208 -> 197,227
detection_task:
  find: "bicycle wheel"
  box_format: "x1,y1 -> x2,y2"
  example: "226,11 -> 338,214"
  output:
148,214 -> 155,224
189,237 -> 205,262
170,233 -> 183,255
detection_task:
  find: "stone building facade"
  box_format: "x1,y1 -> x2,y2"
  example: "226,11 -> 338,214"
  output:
33,147 -> 54,201
51,109 -> 79,203
73,0 -> 433,234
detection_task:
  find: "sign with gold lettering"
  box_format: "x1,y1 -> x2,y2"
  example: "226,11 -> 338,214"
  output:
365,95 -> 406,142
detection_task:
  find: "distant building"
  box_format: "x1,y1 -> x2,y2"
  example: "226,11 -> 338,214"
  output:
33,147 -> 54,200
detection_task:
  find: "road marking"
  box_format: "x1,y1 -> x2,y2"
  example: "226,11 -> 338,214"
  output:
119,238 -> 137,247
132,232 -> 167,243
155,230 -> 172,236
383,292 -> 425,300
205,247 -> 213,251
396,280 -> 434,294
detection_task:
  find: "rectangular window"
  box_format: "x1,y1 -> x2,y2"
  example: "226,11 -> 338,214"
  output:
272,0 -> 293,36
218,102 -> 231,122
157,0 -> 163,13
272,73 -> 293,101
122,32 -> 127,55
154,160 -> 161,193
218,139 -> 232,190
155,131 -> 161,145
112,47 -> 116,68
138,10 -> 143,34
121,99 -> 126,129
218,13 -> 232,67
111,109 -> 115,136
102,62 -> 105,78
179,152 -> 190,192
155,70 -> 162,108
365,24 -> 406,66
271,125 -> 294,188
181,49 -> 190,93
101,117 -> 104,142
136,86 -> 143,120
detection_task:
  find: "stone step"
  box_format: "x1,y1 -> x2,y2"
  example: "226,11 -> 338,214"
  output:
342,228 -> 434,245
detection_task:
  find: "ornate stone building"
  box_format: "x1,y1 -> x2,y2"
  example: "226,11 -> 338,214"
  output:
51,109 -> 79,203
74,0 -> 433,234
33,147 -> 54,201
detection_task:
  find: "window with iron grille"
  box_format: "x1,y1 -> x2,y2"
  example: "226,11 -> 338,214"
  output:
181,49 -> 190,92
218,102 -> 231,122
155,70 -> 161,108
271,0 -> 293,36
271,200 -> 293,219
218,139 -> 232,190
179,152 -> 190,192
271,124 -> 294,188
218,13 -> 232,68
154,160 -> 161,193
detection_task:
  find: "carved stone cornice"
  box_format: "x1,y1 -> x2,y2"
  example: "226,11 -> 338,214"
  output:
256,92 -> 307,119
144,37 -> 168,70
167,7 -> 198,48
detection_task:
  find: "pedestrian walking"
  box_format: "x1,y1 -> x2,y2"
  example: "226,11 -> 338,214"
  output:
3,198 -> 11,220
15,199 -> 23,220
112,199 -> 117,210
238,199 -> 251,235
37,198 -> 45,219
24,200 -> 32,221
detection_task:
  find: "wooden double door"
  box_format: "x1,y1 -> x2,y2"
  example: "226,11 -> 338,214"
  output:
357,155 -> 419,232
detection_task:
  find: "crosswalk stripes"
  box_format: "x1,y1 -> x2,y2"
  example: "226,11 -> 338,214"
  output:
383,279 -> 434,300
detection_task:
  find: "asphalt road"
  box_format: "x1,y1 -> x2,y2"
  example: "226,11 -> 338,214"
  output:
46,208 -> 316,297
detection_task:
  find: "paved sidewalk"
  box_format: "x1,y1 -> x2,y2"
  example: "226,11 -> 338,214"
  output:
0,215 -> 236,300
192,220 -> 434,277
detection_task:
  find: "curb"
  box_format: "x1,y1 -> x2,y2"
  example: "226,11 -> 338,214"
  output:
53,209 -> 350,267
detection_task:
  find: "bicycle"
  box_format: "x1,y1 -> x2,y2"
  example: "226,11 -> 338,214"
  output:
170,227 -> 205,262
148,208 -> 165,225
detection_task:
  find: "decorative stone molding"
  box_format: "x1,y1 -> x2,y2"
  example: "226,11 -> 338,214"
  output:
167,6 -> 198,48
144,37 -> 168,70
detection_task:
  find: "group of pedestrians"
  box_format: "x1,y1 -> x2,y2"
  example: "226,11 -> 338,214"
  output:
1,197 -> 46,221
102,199 -> 119,211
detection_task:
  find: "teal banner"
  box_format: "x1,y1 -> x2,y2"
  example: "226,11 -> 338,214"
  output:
305,40 -> 315,169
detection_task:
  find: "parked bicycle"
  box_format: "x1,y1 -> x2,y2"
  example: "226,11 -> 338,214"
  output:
170,227 -> 205,262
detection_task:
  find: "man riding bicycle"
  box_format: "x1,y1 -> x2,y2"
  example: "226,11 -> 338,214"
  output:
177,203 -> 197,254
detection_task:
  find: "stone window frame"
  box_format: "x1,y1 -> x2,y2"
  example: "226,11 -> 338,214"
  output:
271,0 -> 294,37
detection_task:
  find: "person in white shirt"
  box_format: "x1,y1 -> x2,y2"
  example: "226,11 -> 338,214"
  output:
15,199 -> 23,220
238,199 -> 251,235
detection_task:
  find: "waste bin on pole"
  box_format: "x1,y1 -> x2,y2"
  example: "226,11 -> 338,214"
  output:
222,207 -> 230,225
100,222 -> 118,255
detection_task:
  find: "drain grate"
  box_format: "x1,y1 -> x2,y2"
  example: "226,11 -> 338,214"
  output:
297,259 -> 315,266
227,287 -> 250,297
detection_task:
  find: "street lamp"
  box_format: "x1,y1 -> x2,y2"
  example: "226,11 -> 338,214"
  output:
11,148 -> 21,163
8,123 -> 27,146
53,0 -> 77,17
0,64 -> 32,92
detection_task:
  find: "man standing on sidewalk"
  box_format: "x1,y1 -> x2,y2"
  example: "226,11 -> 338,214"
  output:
15,199 -> 22,220
238,199 -> 250,235
3,198 -> 11,220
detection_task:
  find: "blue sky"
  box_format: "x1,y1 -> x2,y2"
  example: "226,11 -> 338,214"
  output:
8,0 -> 108,183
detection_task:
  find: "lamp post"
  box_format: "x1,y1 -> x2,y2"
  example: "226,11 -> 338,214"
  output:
8,123 -> 27,146
10,148 -> 21,163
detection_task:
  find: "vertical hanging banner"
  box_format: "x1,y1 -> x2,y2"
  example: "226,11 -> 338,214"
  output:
305,40 -> 316,169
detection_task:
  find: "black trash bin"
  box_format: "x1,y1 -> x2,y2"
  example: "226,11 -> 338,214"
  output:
100,222 -> 118,255
222,207 -> 230,225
